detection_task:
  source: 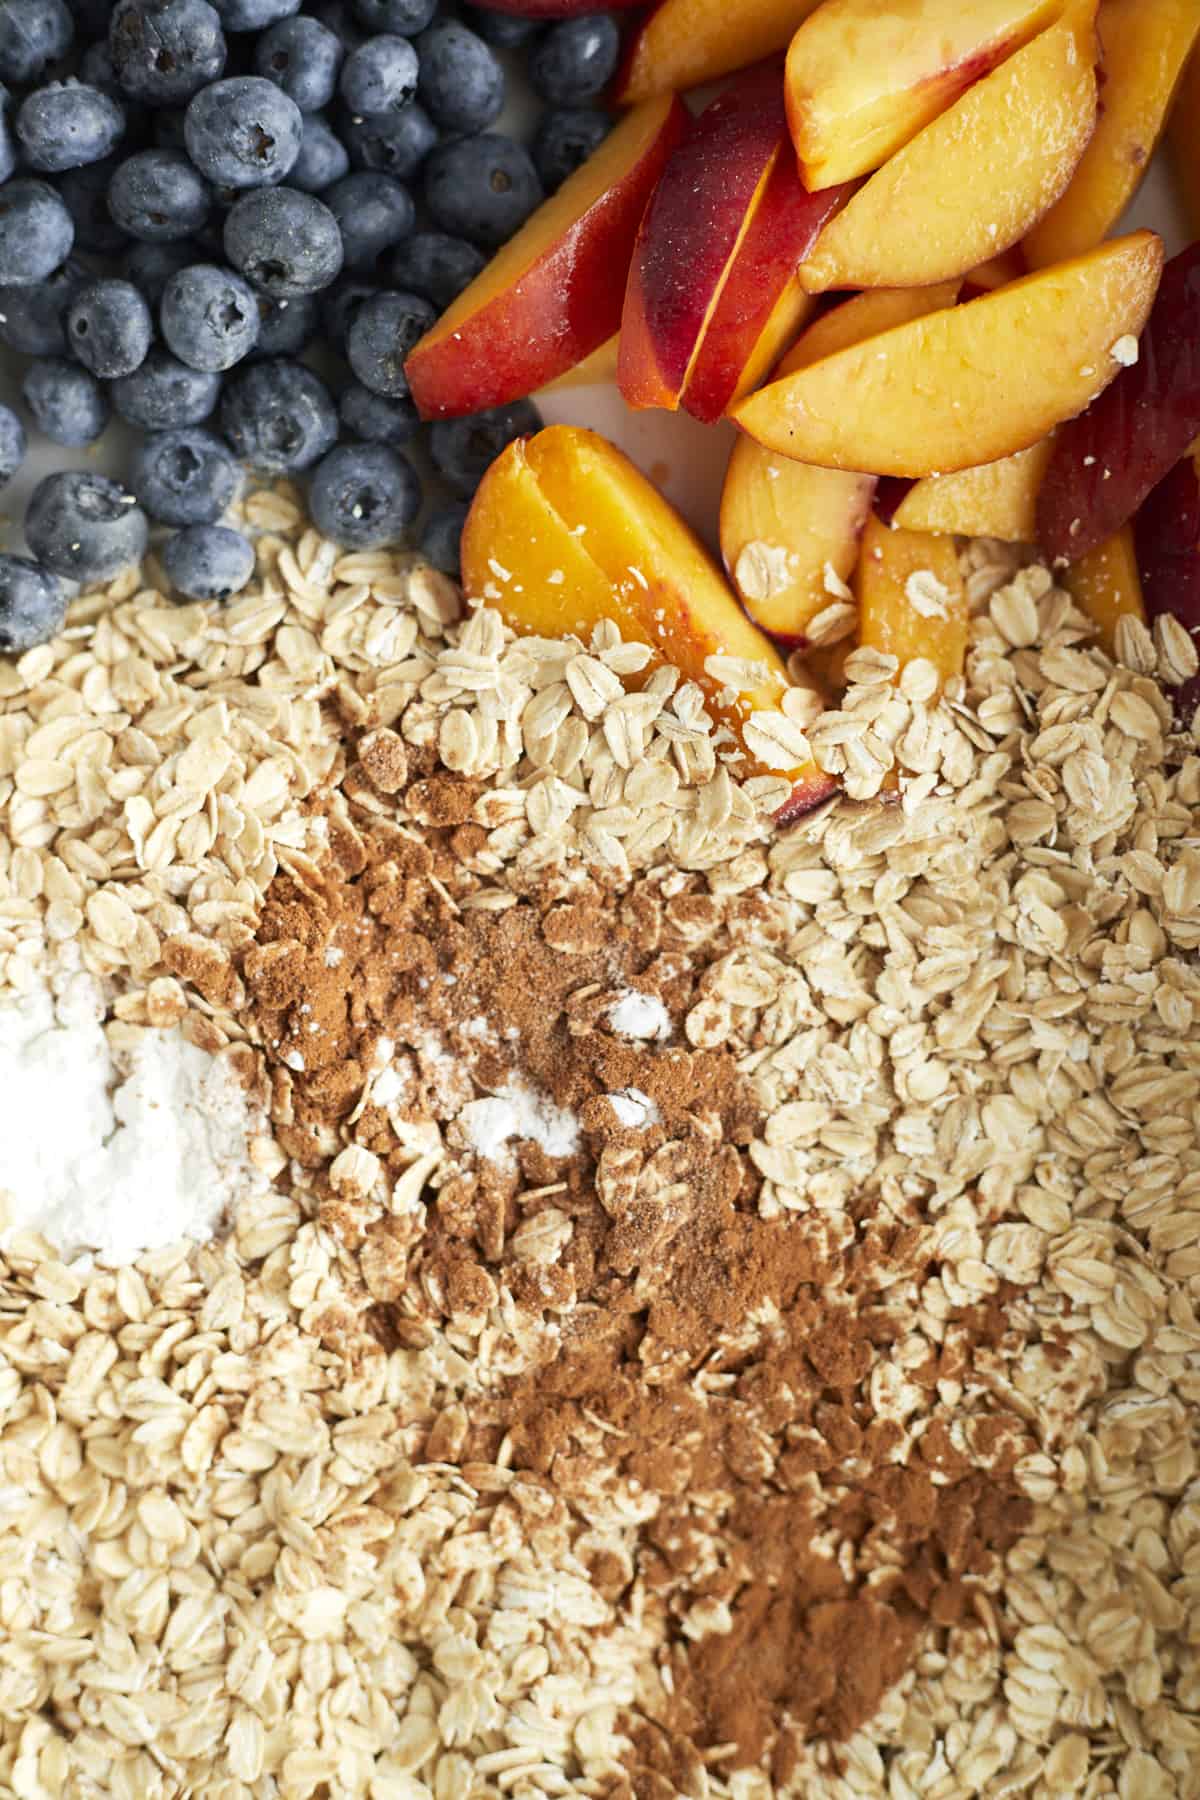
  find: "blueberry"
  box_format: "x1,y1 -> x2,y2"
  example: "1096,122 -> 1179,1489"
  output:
0,257 -> 87,355
320,276 -> 377,351
0,404 -> 24,484
223,187 -> 344,297
251,289 -> 317,357
59,158 -> 130,253
111,347 -> 221,428
346,288 -> 433,397
308,441 -> 419,548
25,471 -> 149,583
66,278 -> 152,378
530,15 -> 620,106
162,523 -> 254,600
130,425 -> 242,525
289,114 -> 350,192
108,148 -> 212,240
255,14 -> 341,111
184,76 -> 302,188
348,0 -> 434,34
325,170 -> 413,273
307,0 -> 364,49
23,357 -> 109,446
388,230 -> 484,310
0,85 -> 15,186
161,262 -> 260,370
219,357 -> 337,471
419,501 -> 467,576
121,237 -> 198,306
79,39 -> 120,94
339,380 -> 419,447
425,135 -> 543,250
343,100 -> 435,178
0,0 -> 72,84
15,81 -> 124,174
430,400 -> 541,498
0,556 -> 65,653
210,0 -> 298,28
0,180 -> 74,285
415,22 -> 504,135
533,107 -> 611,192
339,32 -> 416,117
109,0 -> 227,107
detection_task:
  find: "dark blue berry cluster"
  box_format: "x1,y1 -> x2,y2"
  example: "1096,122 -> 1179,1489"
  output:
0,0 -> 620,645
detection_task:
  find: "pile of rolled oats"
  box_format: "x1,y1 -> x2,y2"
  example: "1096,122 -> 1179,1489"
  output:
0,492 -> 1198,1799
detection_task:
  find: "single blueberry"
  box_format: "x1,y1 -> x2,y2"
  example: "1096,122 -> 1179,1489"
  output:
160,262 -> 260,370
111,346 -> 221,429
325,170 -> 414,273
320,277 -> 377,352
342,101 -> 435,179
109,0 -> 227,107
0,0 -> 73,84
388,230 -> 484,310
66,278 -> 153,377
184,76 -> 302,188
339,380 -> 419,448
79,39 -> 121,96
458,3 -> 539,49
430,400 -> 541,498
108,148 -> 212,240
23,357 -> 109,446
25,471 -> 149,583
530,15 -> 620,106
348,0 -> 434,34
0,556 -> 66,654
209,0 -> 299,28
0,404 -> 24,484
419,501 -> 467,576
219,356 -> 338,472
307,0 -> 364,50
533,107 -> 611,192
121,237 -> 198,307
308,441 -> 420,549
250,289 -> 318,357
415,21 -> 504,135
346,288 -> 434,397
288,113 -> 349,192
0,179 -> 74,285
130,425 -> 242,525
254,14 -> 341,111
16,82 -> 125,173
162,523 -> 254,601
59,158 -> 130,253
0,257 -> 88,356
424,135 -> 543,250
339,32 -> 417,116
223,187 -> 344,297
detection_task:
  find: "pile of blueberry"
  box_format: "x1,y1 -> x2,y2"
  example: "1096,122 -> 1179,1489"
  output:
0,0 -> 623,651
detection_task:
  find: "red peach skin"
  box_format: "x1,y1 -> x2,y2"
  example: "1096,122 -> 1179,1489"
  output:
1135,456 -> 1200,724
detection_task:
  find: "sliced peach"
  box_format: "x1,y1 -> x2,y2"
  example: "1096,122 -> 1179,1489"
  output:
1170,41 -> 1200,235
855,514 -> 969,689
892,438 -> 1056,542
799,15 -> 1098,293
784,0 -> 1065,190
1062,524 -> 1146,653
614,0 -> 825,108
962,249 -> 1028,296
484,0 -> 643,13
720,285 -> 958,644
618,62 -> 848,421
732,231 -> 1164,477
461,424 -> 837,810
405,95 -> 687,420
1026,0 -> 1200,268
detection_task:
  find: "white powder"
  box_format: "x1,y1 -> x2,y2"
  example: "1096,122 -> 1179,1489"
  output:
607,990 -> 672,1042
0,968 -> 265,1265
460,1077 -> 580,1164
608,1088 -> 661,1129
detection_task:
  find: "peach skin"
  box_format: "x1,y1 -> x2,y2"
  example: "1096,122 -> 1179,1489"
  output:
405,95 -> 687,420
893,438 -> 1057,542
1062,525 -> 1146,654
731,231 -> 1164,478
461,424 -> 839,814
1026,0 -> 1200,267
784,0 -> 1065,189
614,0 -> 825,108
799,14 -> 1098,293
855,514 -> 969,690
1135,451 -> 1200,723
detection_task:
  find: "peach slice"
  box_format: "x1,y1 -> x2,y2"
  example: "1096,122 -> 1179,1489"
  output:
784,0 -> 1065,190
1135,451 -> 1200,722
799,15 -> 1098,293
1170,40 -> 1200,235
720,285 -> 958,643
1062,525 -> 1146,653
614,0 -> 825,109
483,0 -> 643,11
855,514 -> 969,689
405,95 -> 687,420
731,231 -> 1164,478
962,249 -> 1028,296
1026,0 -> 1200,268
618,62 -> 848,422
892,438 -> 1056,542
461,424 -> 838,810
